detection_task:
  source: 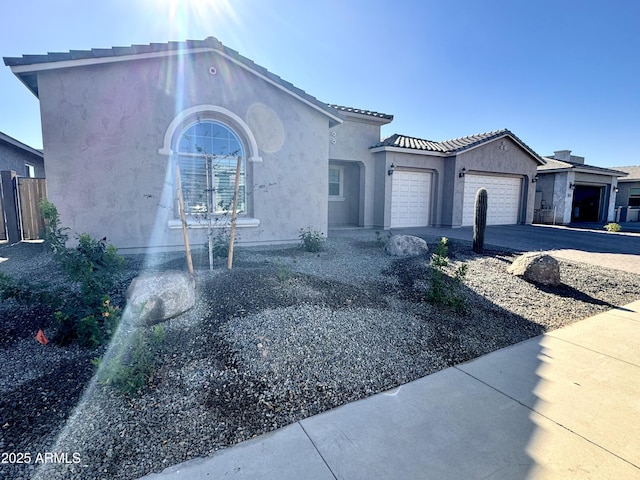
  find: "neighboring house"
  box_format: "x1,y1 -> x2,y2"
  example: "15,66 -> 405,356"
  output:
610,166 -> 640,222
0,131 -> 44,178
0,131 -> 45,242
535,150 -> 626,225
4,37 -> 543,252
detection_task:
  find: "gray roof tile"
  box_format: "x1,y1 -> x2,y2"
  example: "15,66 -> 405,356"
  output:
611,166 -> 640,180
3,37 -> 342,123
329,105 -> 394,121
539,158 -> 628,176
372,129 -> 543,163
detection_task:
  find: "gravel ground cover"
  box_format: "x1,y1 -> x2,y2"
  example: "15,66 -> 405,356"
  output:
1,235 -> 639,479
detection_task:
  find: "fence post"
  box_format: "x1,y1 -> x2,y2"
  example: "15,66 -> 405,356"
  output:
0,171 -> 21,243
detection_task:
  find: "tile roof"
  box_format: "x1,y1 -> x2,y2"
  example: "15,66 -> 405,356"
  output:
329,105 -> 394,121
3,37 -> 342,124
610,166 -> 640,181
538,158 -> 628,177
372,129 -> 544,163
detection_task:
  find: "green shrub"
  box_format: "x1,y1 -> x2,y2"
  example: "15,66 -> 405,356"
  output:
95,325 -> 166,395
55,296 -> 121,348
426,237 -> 468,311
604,222 -> 621,232
39,200 -> 125,347
209,231 -> 230,258
40,198 -> 69,256
273,259 -> 293,282
299,227 -> 325,253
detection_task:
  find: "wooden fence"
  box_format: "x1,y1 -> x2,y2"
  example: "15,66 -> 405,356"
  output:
0,171 -> 47,243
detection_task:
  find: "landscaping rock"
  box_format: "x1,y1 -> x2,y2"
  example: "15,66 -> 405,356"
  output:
384,235 -> 429,257
507,253 -> 561,286
126,270 -> 196,325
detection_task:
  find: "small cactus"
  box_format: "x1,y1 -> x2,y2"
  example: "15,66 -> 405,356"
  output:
473,188 -> 488,253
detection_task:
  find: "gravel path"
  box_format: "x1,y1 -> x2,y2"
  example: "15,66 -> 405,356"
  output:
1,235 -> 639,479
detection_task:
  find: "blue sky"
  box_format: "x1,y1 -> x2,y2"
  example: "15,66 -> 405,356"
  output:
1,0 -> 638,167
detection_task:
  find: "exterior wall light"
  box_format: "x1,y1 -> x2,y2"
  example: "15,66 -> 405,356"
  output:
614,186 -> 620,193
459,167 -> 467,178
388,164 -> 395,176
569,183 -> 576,190
532,175 -> 539,183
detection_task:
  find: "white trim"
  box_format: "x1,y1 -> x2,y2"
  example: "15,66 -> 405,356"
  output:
24,163 -> 36,177
328,165 -> 344,198
167,217 -> 260,230
158,105 -> 262,162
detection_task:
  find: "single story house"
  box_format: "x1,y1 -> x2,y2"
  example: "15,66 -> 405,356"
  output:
4,37 -> 543,252
0,131 -> 44,178
534,150 -> 626,225
611,166 -> 640,222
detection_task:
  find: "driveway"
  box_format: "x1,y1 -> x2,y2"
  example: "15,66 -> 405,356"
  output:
333,224 -> 640,274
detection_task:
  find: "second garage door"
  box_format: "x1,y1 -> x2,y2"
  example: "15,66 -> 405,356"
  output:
391,170 -> 432,227
462,175 -> 521,226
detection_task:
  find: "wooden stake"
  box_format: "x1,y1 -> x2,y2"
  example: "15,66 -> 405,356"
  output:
227,156 -> 242,270
175,163 -> 194,276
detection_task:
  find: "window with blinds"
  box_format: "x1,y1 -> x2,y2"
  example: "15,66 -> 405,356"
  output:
176,121 -> 245,215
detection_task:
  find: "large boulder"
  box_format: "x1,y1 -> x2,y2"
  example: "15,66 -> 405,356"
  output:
507,253 -> 561,287
385,235 -> 429,257
126,270 -> 196,325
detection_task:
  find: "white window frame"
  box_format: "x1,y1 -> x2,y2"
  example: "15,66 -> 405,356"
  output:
25,163 -> 36,178
329,166 -> 345,201
160,105 -> 263,231
175,120 -> 246,218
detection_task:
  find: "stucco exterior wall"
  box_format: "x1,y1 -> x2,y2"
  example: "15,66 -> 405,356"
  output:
451,138 -> 539,226
534,174 -> 555,209
328,161 -> 360,225
328,117 -> 384,228
38,52 -> 331,252
0,141 -> 45,177
616,181 -> 640,207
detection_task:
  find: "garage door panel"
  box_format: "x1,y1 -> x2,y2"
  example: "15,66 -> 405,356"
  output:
391,171 -> 432,228
462,175 -> 521,226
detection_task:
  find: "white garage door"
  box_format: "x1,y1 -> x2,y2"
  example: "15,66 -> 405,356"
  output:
391,171 -> 431,227
462,175 -> 521,226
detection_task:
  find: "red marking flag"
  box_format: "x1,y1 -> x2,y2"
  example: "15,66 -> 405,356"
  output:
35,329 -> 49,345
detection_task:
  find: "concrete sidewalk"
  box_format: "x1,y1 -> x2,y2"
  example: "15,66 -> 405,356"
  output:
140,300 -> 640,479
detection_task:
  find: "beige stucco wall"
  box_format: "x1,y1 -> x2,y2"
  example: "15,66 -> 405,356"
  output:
38,52 -> 331,252
451,138 -> 539,226
328,116 -> 385,228
377,151 -> 445,228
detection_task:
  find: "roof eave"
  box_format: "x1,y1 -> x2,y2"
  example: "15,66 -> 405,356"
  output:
336,110 -> 393,126
0,131 -> 43,157
369,145 -> 448,156
6,43 -> 343,126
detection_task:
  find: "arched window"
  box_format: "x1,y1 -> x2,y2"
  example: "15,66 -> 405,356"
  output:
176,120 -> 245,215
